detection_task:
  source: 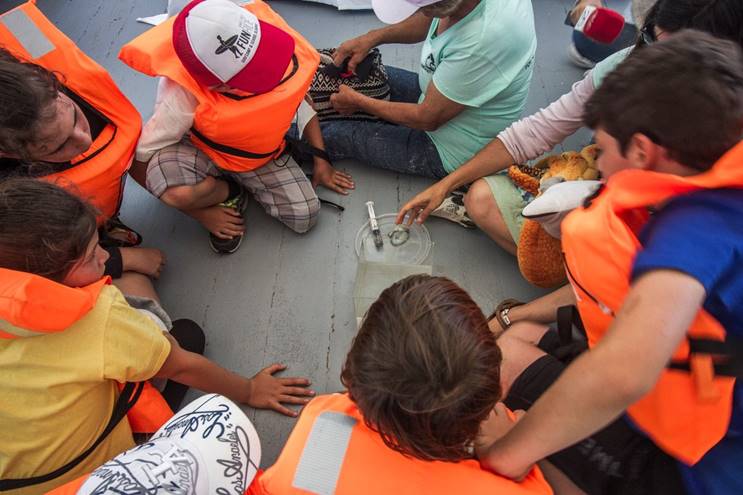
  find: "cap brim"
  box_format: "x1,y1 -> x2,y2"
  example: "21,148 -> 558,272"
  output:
227,20 -> 295,94
371,0 -> 420,24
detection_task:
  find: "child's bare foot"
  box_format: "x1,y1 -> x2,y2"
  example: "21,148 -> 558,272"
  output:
188,205 -> 245,239
120,247 -> 167,279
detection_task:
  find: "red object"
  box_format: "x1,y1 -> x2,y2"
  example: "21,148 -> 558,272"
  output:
172,0 -> 295,94
575,5 -> 625,44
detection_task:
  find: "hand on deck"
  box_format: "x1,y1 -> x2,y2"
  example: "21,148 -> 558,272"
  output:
396,181 -> 448,225
312,159 -> 355,195
246,363 -> 315,417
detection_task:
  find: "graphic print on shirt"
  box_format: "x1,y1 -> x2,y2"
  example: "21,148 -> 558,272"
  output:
421,53 -> 436,74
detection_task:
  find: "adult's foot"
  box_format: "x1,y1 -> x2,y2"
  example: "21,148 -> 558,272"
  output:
120,247 -> 167,279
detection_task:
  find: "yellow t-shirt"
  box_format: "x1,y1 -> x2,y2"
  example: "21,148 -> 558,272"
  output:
0,285 -> 171,494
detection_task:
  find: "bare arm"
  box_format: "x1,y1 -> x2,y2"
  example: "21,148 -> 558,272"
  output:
396,73 -> 597,224
489,284 -> 576,336
333,13 -> 433,71
481,270 -> 705,478
396,137 -> 516,224
156,334 -> 314,416
332,80 -> 465,131
300,98 -> 355,194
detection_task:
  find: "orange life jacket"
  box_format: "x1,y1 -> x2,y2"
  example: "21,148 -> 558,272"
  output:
561,140 -> 743,465
0,1 -> 141,221
118,0 -> 319,173
251,393 -> 553,495
0,268 -> 173,434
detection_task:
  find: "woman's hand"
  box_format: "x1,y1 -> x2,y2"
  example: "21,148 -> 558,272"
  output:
396,181 -> 449,225
312,159 -> 355,195
245,363 -> 315,417
333,34 -> 377,73
330,85 -> 363,116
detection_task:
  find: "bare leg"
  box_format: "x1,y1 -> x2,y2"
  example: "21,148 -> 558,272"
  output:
113,272 -> 160,303
160,176 -> 230,211
128,160 -> 149,189
160,177 -> 244,239
464,179 -> 517,255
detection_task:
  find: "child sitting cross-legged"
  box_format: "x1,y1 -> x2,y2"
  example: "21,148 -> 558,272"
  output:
252,275 -> 553,495
0,179 -> 314,494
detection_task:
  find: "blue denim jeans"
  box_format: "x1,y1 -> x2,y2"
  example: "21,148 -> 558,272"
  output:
289,66 -> 447,179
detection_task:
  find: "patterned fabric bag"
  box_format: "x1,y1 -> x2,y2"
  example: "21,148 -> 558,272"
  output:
309,48 -> 390,122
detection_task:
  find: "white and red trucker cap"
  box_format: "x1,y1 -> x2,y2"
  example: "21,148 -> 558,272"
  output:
173,0 -> 295,94
371,0 -> 443,24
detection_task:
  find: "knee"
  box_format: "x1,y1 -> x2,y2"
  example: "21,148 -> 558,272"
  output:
464,179 -> 498,223
287,197 -> 320,234
160,186 -> 197,210
170,319 -> 206,355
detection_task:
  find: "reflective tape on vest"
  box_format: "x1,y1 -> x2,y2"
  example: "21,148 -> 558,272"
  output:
0,8 -> 54,59
293,411 -> 357,495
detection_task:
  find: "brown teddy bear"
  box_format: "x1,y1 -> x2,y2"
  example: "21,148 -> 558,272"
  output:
507,144 -> 600,288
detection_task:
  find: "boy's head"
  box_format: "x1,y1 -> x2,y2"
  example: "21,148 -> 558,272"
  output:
584,30 -> 743,178
173,0 -> 295,94
341,275 -> 502,462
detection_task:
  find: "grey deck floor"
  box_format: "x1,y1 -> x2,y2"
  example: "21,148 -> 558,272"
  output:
2,0 -> 628,466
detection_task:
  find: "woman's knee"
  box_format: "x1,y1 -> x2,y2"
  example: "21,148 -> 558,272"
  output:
464,179 -> 499,223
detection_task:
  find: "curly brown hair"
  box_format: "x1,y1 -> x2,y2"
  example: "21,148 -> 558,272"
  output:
341,275 -> 502,461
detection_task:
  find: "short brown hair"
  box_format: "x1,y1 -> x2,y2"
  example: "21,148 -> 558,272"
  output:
0,178 -> 97,282
584,30 -> 743,171
341,275 -> 501,461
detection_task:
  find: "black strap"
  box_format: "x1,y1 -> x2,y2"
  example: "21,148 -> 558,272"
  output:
555,303 -> 743,378
284,136 -> 332,163
0,382 -> 143,491
668,337 -> 743,378
556,305 -> 586,346
190,126 -> 282,160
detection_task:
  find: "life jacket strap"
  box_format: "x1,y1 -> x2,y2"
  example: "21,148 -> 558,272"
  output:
0,382 -> 144,491
668,337 -> 743,378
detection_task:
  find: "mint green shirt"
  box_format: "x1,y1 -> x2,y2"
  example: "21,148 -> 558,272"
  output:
418,0 -> 536,173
